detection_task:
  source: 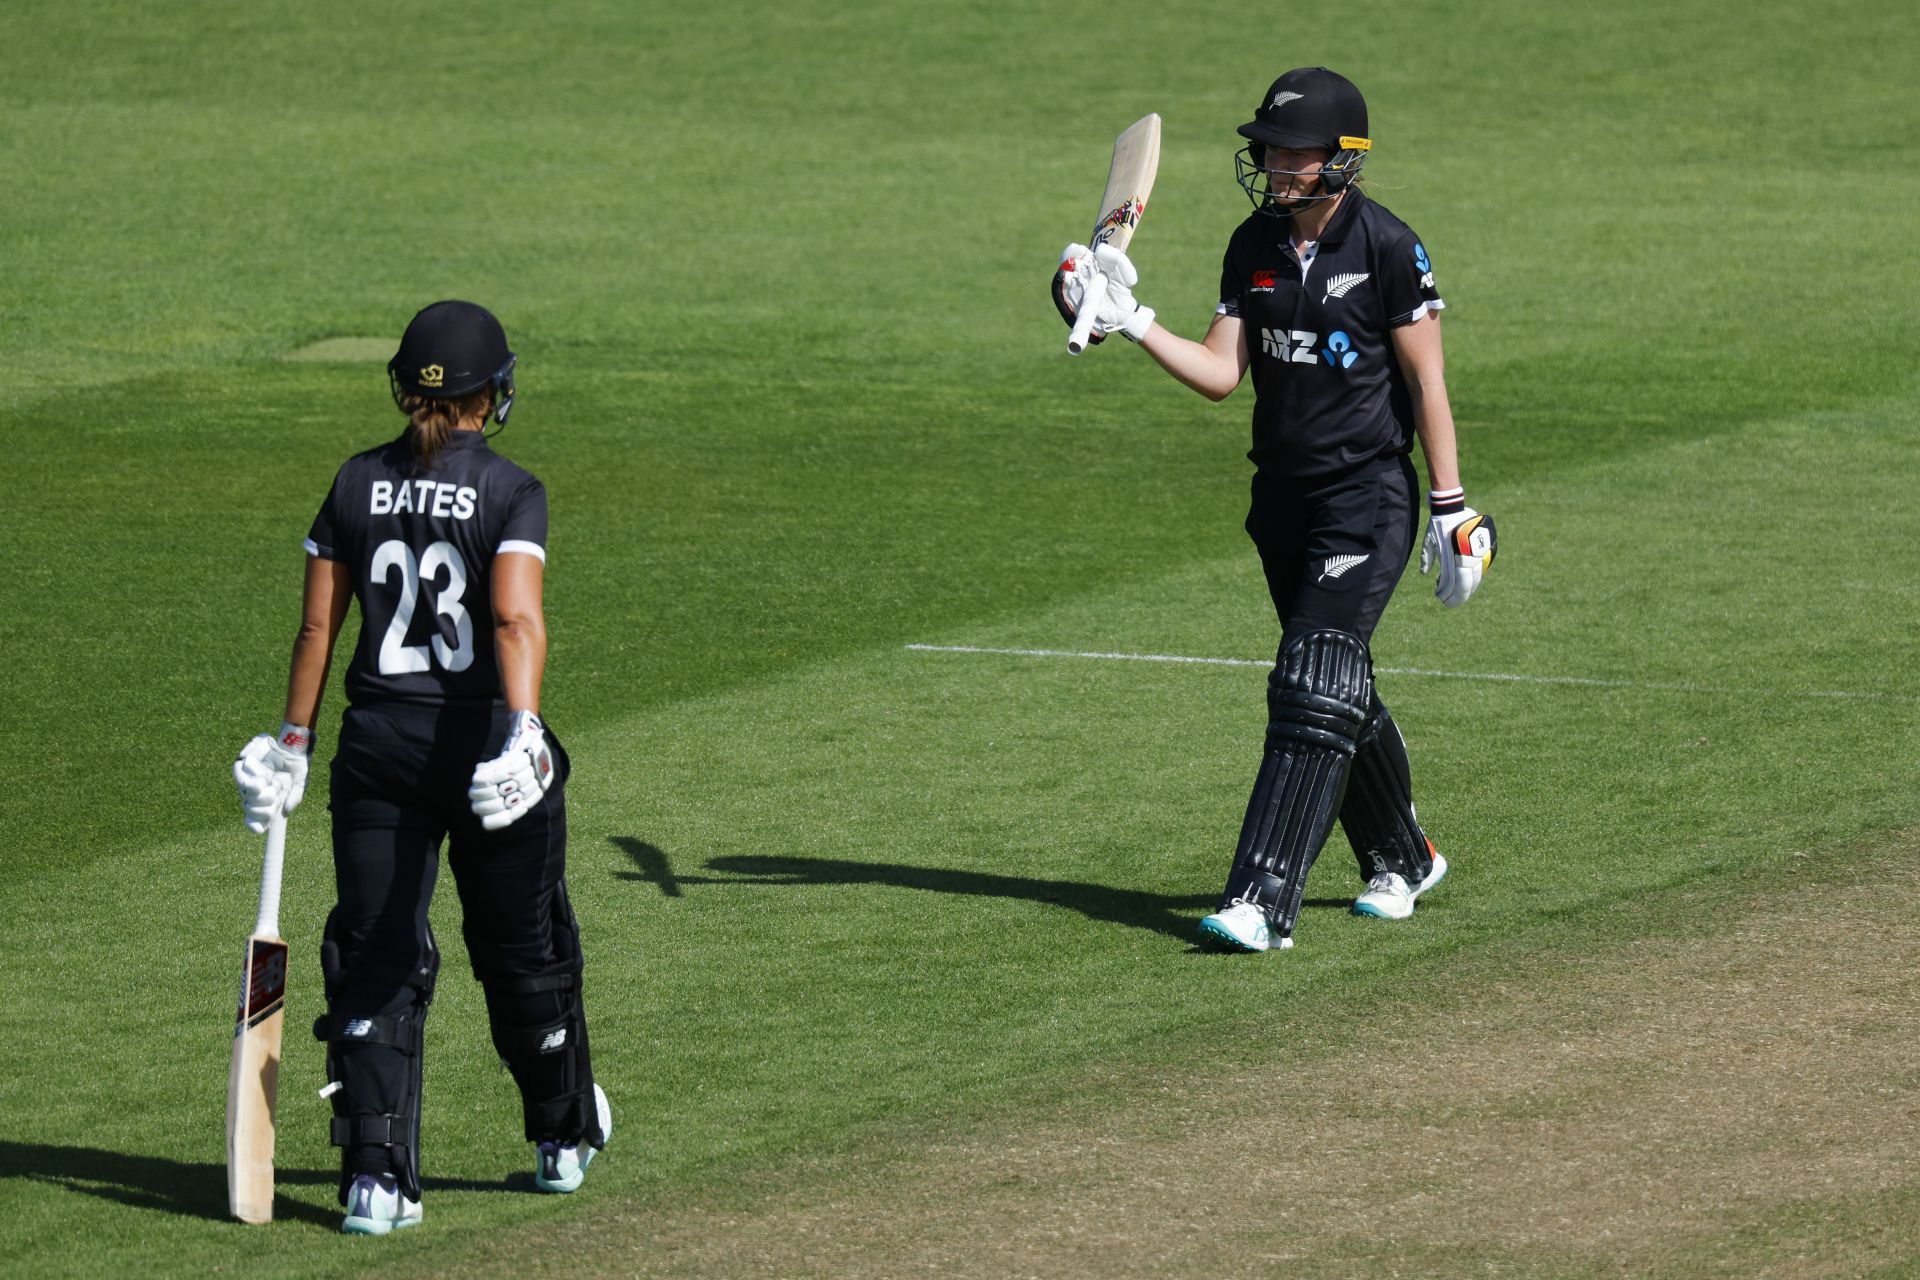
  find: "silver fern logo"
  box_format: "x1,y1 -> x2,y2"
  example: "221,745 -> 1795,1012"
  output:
1319,553 -> 1369,582
1270,90 -> 1305,109
1323,271 -> 1370,301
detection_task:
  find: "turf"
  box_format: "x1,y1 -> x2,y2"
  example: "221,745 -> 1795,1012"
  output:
2,0 -> 1917,1275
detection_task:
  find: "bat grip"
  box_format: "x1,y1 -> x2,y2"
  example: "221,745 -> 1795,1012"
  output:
1066,272 -> 1109,355
254,813 -> 286,938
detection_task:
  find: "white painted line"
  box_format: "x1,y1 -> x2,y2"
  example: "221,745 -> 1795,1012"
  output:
907,643 -> 1265,668
905,644 -> 1920,704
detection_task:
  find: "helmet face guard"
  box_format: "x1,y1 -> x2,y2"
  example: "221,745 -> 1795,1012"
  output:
1235,136 -> 1370,218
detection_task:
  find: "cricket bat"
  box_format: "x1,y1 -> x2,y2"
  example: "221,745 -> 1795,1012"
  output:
227,812 -> 289,1224
1066,112 -> 1162,355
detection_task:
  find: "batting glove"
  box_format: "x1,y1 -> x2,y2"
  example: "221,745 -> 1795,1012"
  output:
1052,242 -> 1109,346
468,710 -> 556,831
1419,488 -> 1497,609
1090,243 -> 1155,342
234,722 -> 313,833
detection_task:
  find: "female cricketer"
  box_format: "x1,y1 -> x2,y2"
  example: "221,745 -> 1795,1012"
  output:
232,300 -> 610,1232
1055,67 -> 1498,952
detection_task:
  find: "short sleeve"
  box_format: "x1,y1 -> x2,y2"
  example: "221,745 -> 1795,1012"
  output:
497,476 -> 548,562
1380,232 -> 1445,328
304,467 -> 347,559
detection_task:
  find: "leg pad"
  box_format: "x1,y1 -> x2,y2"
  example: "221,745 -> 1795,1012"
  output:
1221,630 -> 1373,939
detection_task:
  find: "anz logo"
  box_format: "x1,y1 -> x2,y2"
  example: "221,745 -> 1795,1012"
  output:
1260,328 -> 1360,370
1260,328 -> 1319,363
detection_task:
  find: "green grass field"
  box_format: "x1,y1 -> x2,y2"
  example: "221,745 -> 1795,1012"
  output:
4,0 -> 1918,1275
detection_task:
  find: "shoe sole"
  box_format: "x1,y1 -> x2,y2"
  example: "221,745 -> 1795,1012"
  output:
342,1214 -> 422,1236
1352,851 -> 1449,920
1196,918 -> 1292,952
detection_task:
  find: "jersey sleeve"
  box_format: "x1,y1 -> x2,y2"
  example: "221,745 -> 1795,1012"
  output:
497,476 -> 548,562
1379,230 -> 1445,328
304,465 -> 349,560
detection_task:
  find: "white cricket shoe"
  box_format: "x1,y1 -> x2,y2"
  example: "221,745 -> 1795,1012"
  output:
535,1083 -> 612,1194
1197,900 -> 1293,952
341,1173 -> 423,1236
1352,851 -> 1449,920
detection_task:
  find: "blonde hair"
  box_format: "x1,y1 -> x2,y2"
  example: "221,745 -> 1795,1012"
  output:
397,390 -> 492,470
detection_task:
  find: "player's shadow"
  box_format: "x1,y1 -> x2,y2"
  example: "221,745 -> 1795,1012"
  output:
612,836 -> 1217,942
0,1143 -> 532,1226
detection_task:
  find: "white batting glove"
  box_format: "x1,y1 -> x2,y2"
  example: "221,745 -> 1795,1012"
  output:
1420,490 -> 1498,608
1090,243 -> 1155,341
1052,242 -> 1108,344
234,722 -> 313,833
468,711 -> 556,831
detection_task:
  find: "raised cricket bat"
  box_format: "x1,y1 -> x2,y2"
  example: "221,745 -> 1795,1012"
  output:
1066,112 -> 1162,355
227,812 -> 289,1224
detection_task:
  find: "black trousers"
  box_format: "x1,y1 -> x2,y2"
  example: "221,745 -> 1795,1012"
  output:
324,701 -> 581,1178
1245,453 -> 1420,644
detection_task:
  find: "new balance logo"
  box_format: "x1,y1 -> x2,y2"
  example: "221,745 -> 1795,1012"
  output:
344,1019 -> 375,1037
1319,554 -> 1369,582
1323,272 -> 1370,301
1270,90 -> 1305,109
539,1028 -> 568,1052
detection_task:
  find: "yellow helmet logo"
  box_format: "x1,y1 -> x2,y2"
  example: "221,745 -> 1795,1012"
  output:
419,364 -> 445,388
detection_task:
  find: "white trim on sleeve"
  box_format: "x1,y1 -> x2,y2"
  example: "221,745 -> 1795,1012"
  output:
1390,298 -> 1449,327
497,539 -> 547,563
303,538 -> 320,556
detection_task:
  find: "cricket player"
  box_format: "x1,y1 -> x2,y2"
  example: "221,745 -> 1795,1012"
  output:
232,301 -> 610,1232
1054,68 -> 1497,952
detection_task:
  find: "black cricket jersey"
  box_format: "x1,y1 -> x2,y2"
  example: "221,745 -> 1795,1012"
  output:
1218,189 -> 1445,477
305,431 -> 547,707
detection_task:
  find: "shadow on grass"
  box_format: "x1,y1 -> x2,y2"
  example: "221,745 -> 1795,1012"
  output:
612,836 -> 1222,942
0,1143 -> 533,1226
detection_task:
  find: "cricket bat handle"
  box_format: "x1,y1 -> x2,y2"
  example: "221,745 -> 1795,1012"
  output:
1066,271 -> 1109,355
254,813 -> 287,938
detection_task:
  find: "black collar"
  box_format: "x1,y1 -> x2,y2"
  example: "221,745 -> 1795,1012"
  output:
1317,187 -> 1367,248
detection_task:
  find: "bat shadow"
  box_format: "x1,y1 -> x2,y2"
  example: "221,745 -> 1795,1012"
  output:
611,836 -> 1219,943
0,1143 -> 535,1227
0,1143 -> 333,1226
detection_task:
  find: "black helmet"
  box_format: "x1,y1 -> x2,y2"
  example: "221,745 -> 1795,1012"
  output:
388,300 -> 517,425
1233,67 -> 1372,217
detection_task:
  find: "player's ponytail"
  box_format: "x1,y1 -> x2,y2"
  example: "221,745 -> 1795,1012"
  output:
397,389 -> 493,470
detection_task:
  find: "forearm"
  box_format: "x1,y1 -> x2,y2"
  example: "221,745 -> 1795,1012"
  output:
1139,321 -> 1244,402
1392,315 -> 1461,495
282,624 -> 337,728
282,554 -> 350,729
1412,385 -> 1461,495
495,618 -> 546,714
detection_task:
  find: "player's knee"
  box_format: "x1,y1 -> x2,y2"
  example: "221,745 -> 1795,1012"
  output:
1266,629 -> 1372,754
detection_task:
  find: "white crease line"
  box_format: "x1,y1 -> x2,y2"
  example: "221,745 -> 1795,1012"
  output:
904,644 -> 1920,704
